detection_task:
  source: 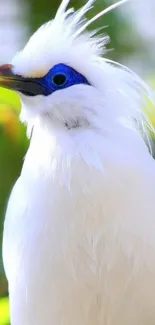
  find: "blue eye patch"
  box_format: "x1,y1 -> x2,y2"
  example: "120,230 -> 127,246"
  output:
15,63 -> 90,96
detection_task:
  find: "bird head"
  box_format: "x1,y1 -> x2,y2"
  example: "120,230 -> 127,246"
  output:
0,0 -> 154,144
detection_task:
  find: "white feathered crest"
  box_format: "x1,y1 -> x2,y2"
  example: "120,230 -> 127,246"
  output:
13,0 -> 129,72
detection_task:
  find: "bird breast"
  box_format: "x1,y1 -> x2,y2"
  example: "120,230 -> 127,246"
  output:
3,125 -> 155,325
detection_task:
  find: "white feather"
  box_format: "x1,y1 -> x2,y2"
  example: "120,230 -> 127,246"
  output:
3,1 -> 155,325
55,0 -> 70,19
73,0 -> 129,38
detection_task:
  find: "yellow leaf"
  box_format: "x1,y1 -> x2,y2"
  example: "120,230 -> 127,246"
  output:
0,88 -> 21,111
0,297 -> 10,325
0,104 -> 20,140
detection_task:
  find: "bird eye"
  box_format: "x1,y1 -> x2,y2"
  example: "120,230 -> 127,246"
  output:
52,73 -> 67,87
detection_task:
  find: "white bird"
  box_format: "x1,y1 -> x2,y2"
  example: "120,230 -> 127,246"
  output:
1,0 -> 155,324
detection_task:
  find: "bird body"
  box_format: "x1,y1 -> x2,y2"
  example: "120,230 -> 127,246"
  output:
1,1 -> 155,324
3,118 -> 155,325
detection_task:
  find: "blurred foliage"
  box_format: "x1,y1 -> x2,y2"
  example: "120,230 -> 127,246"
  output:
0,1 -> 155,325
0,297 -> 9,325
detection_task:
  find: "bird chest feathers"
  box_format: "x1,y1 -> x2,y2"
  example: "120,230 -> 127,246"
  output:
3,122 -> 155,325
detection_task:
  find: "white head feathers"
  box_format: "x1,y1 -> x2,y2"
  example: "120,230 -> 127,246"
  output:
11,0 -> 155,153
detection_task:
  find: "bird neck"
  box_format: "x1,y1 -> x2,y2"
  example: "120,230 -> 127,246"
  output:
22,117 -> 149,185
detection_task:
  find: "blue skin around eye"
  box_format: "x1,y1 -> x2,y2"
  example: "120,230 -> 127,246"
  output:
35,63 -> 90,96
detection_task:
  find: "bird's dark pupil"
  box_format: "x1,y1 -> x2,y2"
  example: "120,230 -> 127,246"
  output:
53,74 -> 67,86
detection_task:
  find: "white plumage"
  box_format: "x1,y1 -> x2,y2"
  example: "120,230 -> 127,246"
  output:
2,1 -> 155,324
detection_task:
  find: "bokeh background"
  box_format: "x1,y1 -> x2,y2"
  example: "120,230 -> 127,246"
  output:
0,0 -> 155,324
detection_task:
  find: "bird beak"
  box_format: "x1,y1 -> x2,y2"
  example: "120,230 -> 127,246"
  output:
0,64 -> 45,96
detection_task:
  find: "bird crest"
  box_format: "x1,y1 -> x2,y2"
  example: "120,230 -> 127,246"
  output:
12,0 -> 128,78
